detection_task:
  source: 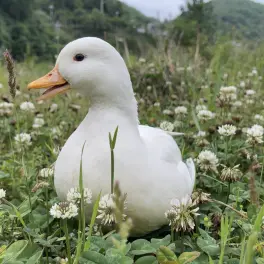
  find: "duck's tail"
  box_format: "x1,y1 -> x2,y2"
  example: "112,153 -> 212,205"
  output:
185,158 -> 196,189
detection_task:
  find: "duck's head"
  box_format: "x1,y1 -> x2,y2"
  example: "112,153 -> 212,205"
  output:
28,37 -> 133,102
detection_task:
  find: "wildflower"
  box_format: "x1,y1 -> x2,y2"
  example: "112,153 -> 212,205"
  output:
51,127 -> 62,138
233,101 -> 242,107
39,167 -> 54,178
147,86 -> 152,91
196,150 -> 218,173
240,81 -> 246,88
174,106 -> 187,116
219,86 -> 237,101
14,133 -> 32,147
252,68 -> 258,76
223,73 -> 228,79
246,124 -> 264,145
246,99 -> 254,105
195,104 -> 207,112
197,110 -> 215,121
194,131 -> 206,138
0,102 -> 13,116
165,196 -> 199,232
33,117 -> 45,129
50,202 -> 78,219
0,189 -> 6,200
20,102 -> 35,112
162,109 -> 173,116
67,187 -> 92,204
218,124 -> 236,137
254,114 -> 264,122
160,121 -> 174,132
173,120 -> 183,128
220,165 -> 242,182
49,103 -> 58,112
245,89 -> 256,97
97,194 -> 126,226
153,102 -> 160,107
192,189 -> 211,205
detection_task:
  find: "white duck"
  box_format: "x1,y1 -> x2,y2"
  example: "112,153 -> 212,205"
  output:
28,37 -> 195,236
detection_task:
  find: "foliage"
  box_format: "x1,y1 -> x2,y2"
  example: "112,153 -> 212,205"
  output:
0,0 -> 156,61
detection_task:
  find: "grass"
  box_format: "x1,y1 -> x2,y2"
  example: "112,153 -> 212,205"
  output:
0,40 -> 264,263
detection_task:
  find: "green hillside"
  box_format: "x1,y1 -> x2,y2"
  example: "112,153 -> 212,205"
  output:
0,0 -> 156,61
213,0 -> 264,39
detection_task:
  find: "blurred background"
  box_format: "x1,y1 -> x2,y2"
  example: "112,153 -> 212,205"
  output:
1,0 -> 264,62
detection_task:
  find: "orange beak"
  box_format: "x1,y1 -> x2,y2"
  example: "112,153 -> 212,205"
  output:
28,65 -> 70,101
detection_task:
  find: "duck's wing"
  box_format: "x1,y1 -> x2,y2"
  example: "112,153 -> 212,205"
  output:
138,125 -> 182,164
138,125 -> 196,188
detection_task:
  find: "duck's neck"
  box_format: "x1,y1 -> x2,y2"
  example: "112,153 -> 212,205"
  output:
78,92 -> 139,139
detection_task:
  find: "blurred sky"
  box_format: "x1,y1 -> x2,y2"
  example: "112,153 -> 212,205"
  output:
121,0 -> 264,20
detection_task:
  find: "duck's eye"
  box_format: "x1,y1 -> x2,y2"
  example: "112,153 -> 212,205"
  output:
74,54 -> 85,61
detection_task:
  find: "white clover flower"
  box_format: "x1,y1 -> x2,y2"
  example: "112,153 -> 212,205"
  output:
219,86 -> 237,101
153,102 -> 160,107
246,99 -> 254,105
245,89 -> 256,97
223,73 -> 228,79
220,164 -> 242,182
39,167 -> 54,178
33,118 -> 45,129
174,106 -> 187,116
20,102 -> 35,112
218,124 -> 237,137
97,194 -> 126,226
194,131 -> 206,138
252,68 -> 258,76
14,133 -> 32,147
51,127 -> 62,138
67,187 -> 92,204
165,195 -> 199,232
173,120 -> 183,128
49,103 -> 58,113
254,115 -> 264,122
147,86 -> 152,91
50,202 -> 78,219
163,109 -> 173,115
160,121 -> 174,132
0,102 -> 14,116
233,101 -> 242,107
206,68 -> 212,75
240,81 -> 246,88
246,124 -> 264,145
197,110 -> 215,121
196,150 -> 218,172
0,189 -> 6,200
195,104 -> 207,112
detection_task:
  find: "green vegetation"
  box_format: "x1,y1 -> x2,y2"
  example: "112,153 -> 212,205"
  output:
0,0 -> 156,61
